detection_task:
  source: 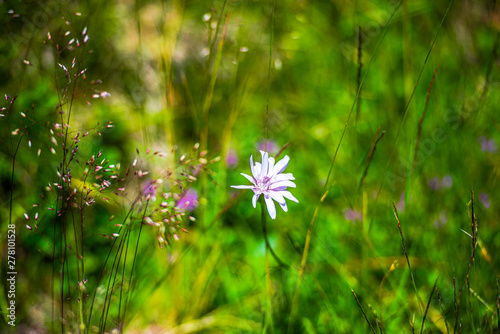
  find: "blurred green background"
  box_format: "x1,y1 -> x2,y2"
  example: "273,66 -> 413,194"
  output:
1,0 -> 499,333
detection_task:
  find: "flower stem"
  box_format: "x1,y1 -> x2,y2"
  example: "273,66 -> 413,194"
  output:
265,0 -> 276,151
260,201 -> 288,268
260,199 -> 274,333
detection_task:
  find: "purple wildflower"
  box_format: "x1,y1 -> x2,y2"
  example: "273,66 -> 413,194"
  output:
433,210 -> 448,229
396,192 -> 405,212
479,193 -> 490,209
177,189 -> 198,212
143,179 -> 162,201
429,177 -> 440,191
231,150 -> 298,219
257,140 -> 279,155
429,175 -> 452,191
192,164 -> 203,176
441,175 -> 452,189
478,136 -> 498,153
226,148 -> 239,168
343,208 -> 362,222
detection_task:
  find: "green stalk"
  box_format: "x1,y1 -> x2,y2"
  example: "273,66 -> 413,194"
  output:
287,191 -> 328,333
200,9 -> 230,228
376,0 -> 454,200
265,0 -> 276,150
260,198 -> 274,333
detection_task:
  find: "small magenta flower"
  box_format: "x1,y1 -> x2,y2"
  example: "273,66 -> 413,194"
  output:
177,189 -> 198,211
231,150 -> 298,219
226,148 -> 239,168
429,177 -> 440,191
143,179 -> 162,201
433,210 -> 448,229
441,175 -> 452,189
478,136 -> 498,153
429,175 -> 452,191
479,193 -> 490,209
343,208 -> 362,222
396,191 -> 406,212
257,140 -> 279,155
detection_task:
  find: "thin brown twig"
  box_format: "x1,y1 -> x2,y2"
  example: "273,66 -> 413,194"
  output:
285,230 -> 302,256
275,141 -> 291,159
358,126 -> 385,192
412,69 -> 437,172
351,288 -> 377,334
456,190 -> 478,333
420,277 -> 438,333
392,203 -> 423,314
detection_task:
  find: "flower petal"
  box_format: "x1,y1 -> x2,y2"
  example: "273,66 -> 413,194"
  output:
250,155 -> 258,178
252,193 -> 260,208
264,194 -> 276,219
260,151 -> 269,179
271,180 -> 296,189
231,185 -> 254,189
273,173 -> 295,182
267,157 -> 275,176
279,190 -> 299,203
240,173 -> 255,184
254,162 -> 261,176
272,155 -> 289,176
279,201 -> 288,212
269,191 -> 286,204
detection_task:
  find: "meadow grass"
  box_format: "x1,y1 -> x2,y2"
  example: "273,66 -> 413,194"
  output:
1,0 -> 500,333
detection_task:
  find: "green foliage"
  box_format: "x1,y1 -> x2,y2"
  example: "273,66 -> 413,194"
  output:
1,0 -> 499,333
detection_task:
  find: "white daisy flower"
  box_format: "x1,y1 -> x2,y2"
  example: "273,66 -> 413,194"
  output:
231,150 -> 298,219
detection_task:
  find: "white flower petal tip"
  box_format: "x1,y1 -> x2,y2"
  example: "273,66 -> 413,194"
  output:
230,185 -> 253,189
264,195 -> 276,219
252,193 -> 260,208
231,150 -> 298,219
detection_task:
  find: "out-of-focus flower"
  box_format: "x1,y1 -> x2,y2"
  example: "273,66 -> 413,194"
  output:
231,150 -> 298,219
478,136 -> 498,153
257,140 -> 279,155
429,177 -> 440,191
396,192 -> 405,212
192,164 -> 203,176
176,189 -> 198,212
433,210 -> 448,229
429,175 -> 452,191
226,148 -> 239,168
343,208 -> 362,222
143,179 -> 162,201
441,175 -> 452,189
479,193 -> 490,209
191,164 -> 203,176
